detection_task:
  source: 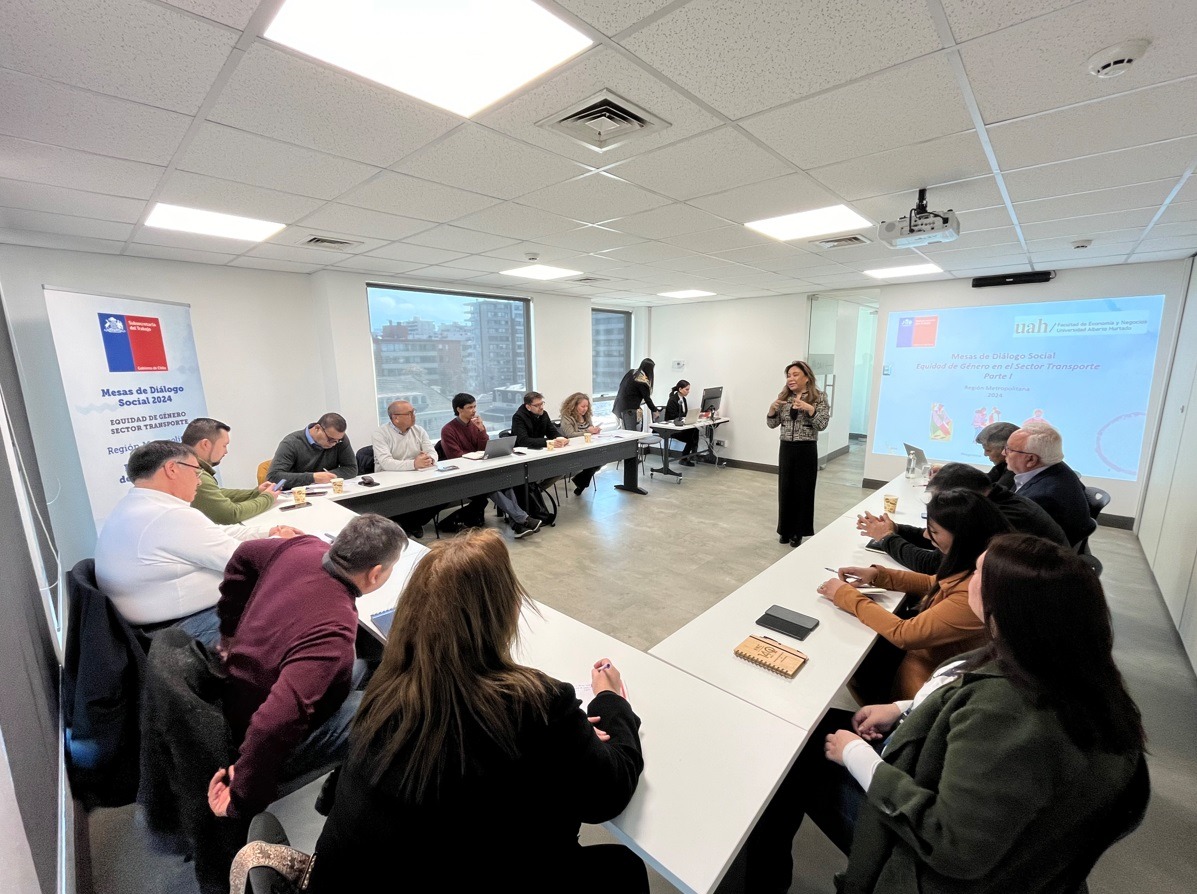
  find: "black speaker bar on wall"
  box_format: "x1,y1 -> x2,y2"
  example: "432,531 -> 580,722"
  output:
972,270 -> 1056,288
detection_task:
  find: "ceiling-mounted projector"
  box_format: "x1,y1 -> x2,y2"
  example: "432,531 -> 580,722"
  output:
879,188 -> 960,248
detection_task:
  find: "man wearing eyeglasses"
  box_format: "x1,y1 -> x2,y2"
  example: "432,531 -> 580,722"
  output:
371,400 -> 443,538
266,412 -> 358,487
95,440 -> 301,646
1003,422 -> 1095,548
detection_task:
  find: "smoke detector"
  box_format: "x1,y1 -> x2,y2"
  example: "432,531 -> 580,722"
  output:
1087,39 -> 1150,78
1072,239 -> 1093,250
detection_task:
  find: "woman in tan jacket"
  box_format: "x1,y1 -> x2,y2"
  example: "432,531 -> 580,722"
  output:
818,489 -> 1012,698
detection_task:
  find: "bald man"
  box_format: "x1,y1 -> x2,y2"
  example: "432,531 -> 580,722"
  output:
371,400 -> 441,537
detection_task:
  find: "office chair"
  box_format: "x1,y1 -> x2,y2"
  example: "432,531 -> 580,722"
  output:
354,445 -> 374,476
1077,486 -> 1111,556
1059,753 -> 1150,893
256,460 -> 270,485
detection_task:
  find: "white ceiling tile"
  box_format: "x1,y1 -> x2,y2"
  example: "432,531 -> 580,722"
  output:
401,265 -> 485,283
608,203 -> 728,239
480,47 -> 723,166
1133,234 -> 1197,254
955,205 -> 1016,233
1149,220 -> 1197,239
932,242 -> 1029,265
294,204 -> 434,242
810,131 -> 991,201
709,241 -> 819,265
131,226 -> 257,254
689,173 -> 844,224
209,43 -> 461,167
480,241 -> 586,262
1024,229 -> 1147,253
519,173 -> 669,223
743,55 -> 972,169
538,225 -> 645,252
961,0 -> 1197,124
338,172 -> 498,223
331,256 -> 426,275
162,1 -> 259,29
751,262 -> 857,279
918,226 -> 1021,252
455,204 -> 581,241
935,252 -> 1032,271
0,207 -> 133,241
606,127 -> 791,201
1020,208 -> 1159,240
0,177 -> 146,222
593,242 -> 691,264
647,253 -> 737,273
440,255 -> 526,274
364,243 -> 468,265
229,256 -> 325,274
988,79 -> 1197,170
404,225 -> 518,253
791,272 -> 879,287
0,0 -> 237,114
393,124 -> 586,200
622,0 -> 940,119
940,0 -> 1076,42
1128,249 -> 1197,263
1171,177 -> 1197,204
1002,137 -> 1197,203
0,69 -> 190,165
178,123 -> 379,200
1013,180 -> 1174,225
158,170 -> 323,223
851,178 -> 1006,224
123,243 -> 239,265
555,0 -> 678,36
1029,242 -> 1138,264
0,135 -> 165,199
1155,199 -> 1197,224
816,242 -> 924,265
0,228 -> 124,254
660,225 -> 773,253
245,243 -> 352,264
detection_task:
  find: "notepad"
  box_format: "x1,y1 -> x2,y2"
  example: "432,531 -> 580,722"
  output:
734,635 -> 808,678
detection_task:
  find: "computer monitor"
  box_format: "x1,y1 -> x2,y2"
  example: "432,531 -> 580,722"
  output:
700,386 -> 723,416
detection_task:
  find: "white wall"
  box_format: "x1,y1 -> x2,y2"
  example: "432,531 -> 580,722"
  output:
0,246 -> 597,565
648,293 -> 812,466
850,308 -> 878,435
860,260 -> 1192,519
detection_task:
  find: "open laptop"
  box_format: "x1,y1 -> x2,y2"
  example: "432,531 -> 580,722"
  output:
902,442 -> 929,467
669,407 -> 701,425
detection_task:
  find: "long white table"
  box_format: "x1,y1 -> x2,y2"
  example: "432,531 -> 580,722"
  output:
649,416 -> 731,479
255,495 -> 804,894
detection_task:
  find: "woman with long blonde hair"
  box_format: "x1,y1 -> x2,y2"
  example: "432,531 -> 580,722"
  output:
558,391 -> 602,494
767,360 -> 830,546
305,529 -> 648,891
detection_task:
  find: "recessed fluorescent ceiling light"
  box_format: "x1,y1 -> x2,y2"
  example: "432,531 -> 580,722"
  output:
863,263 -> 943,279
145,203 -> 284,242
265,0 -> 593,118
658,290 -> 715,299
745,205 -> 871,242
500,264 -> 582,280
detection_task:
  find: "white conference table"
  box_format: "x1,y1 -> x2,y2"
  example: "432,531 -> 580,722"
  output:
649,416 -> 731,479
255,495 -> 803,894
650,475 -> 917,734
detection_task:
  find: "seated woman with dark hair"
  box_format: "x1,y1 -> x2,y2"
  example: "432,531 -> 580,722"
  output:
747,533 -> 1147,892
664,380 -> 701,466
304,529 -> 649,892
820,488 -> 1012,699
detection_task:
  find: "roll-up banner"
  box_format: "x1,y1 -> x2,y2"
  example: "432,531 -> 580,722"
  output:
44,287 -> 208,534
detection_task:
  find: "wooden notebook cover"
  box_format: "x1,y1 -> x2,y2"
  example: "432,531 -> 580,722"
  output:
734,635 -> 808,678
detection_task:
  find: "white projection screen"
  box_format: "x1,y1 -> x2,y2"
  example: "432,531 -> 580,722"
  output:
872,294 -> 1166,482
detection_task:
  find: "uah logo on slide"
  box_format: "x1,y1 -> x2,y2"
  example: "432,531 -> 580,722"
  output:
98,313 -> 169,373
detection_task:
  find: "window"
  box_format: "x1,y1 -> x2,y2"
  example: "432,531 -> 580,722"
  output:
591,309 -> 631,417
367,285 -> 531,435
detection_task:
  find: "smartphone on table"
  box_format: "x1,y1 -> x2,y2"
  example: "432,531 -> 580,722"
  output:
756,604 -> 820,640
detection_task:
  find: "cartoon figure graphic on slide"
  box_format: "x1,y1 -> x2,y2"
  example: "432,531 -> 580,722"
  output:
929,402 -> 953,441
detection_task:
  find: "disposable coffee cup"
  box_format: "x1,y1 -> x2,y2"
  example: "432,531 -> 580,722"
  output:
331,478 -> 344,494
583,431 -> 592,444
545,441 -> 556,451
292,486 -> 307,505
882,494 -> 898,514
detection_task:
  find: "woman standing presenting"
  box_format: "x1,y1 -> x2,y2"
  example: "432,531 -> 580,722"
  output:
664,380 -> 700,466
767,360 -> 829,546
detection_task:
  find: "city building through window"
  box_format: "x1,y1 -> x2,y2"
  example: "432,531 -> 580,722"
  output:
591,309 -> 631,419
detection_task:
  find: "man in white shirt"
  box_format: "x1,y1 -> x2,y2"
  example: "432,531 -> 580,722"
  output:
371,400 -> 442,537
95,440 -> 300,645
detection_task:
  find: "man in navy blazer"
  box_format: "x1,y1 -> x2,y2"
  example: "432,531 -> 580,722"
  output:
1004,423 -> 1096,548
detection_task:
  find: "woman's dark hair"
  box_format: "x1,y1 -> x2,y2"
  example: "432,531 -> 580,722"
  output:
925,488 -> 1012,584
978,533 -> 1145,753
671,379 -> 689,394
636,358 -> 655,387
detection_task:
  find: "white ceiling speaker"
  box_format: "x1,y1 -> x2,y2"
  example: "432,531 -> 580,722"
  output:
1086,39 -> 1151,78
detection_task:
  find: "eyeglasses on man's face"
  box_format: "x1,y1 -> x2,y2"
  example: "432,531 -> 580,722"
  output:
174,460 -> 203,478
1001,446 -> 1037,458
319,424 -> 345,446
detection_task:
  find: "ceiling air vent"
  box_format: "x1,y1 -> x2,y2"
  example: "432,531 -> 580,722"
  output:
302,235 -> 362,250
571,276 -> 610,284
539,90 -> 669,153
810,234 -> 871,250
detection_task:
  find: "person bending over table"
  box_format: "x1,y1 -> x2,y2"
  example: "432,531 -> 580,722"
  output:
439,392 -> 540,539
612,357 -> 659,431
371,400 -> 445,539
558,391 -> 602,494
745,533 -> 1146,894
206,514 -> 407,822
821,489 -> 1012,700
664,380 -> 700,466
266,412 -> 357,486
767,360 -> 829,547
303,530 -> 648,892
975,420 -> 1019,489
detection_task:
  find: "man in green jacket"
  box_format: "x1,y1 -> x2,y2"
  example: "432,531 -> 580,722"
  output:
182,417 -> 278,525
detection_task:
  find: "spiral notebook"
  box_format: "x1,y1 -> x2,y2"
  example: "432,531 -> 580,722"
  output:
734,635 -> 808,677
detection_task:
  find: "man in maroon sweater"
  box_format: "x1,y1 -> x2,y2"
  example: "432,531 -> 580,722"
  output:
440,392 -> 540,539
206,513 -> 407,819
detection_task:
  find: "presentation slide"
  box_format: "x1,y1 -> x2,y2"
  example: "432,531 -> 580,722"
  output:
872,294 -> 1166,481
